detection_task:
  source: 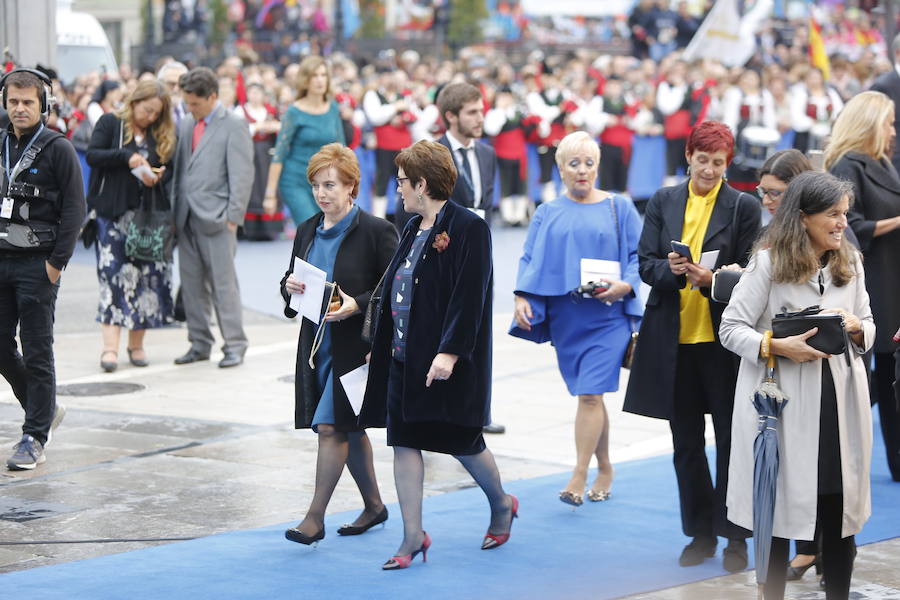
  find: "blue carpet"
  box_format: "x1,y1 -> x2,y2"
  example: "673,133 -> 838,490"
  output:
3,436 -> 898,600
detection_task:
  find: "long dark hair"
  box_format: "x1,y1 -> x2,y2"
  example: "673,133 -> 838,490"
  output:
764,171 -> 856,287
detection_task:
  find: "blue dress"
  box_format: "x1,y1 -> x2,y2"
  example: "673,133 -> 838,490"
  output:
272,101 -> 346,226
308,205 -> 358,430
512,195 -> 643,395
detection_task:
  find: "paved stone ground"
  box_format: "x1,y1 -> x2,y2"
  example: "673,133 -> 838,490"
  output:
0,228 -> 897,599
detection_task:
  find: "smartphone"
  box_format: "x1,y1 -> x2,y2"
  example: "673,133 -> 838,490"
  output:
670,240 -> 693,263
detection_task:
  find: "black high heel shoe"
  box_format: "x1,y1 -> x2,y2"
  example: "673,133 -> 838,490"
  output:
285,526 -> 325,545
785,555 -> 821,581
336,507 -> 388,536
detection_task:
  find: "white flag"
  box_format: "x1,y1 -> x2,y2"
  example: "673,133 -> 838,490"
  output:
683,0 -> 774,67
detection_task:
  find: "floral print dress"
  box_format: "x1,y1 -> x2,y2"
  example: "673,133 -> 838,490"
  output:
94,135 -> 174,329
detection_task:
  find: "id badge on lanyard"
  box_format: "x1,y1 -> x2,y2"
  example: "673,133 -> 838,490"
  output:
3,123 -> 44,195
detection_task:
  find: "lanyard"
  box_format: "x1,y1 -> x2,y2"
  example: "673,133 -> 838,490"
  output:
3,123 -> 45,192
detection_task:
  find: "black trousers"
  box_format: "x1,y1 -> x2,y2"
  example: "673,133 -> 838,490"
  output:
765,495 -> 855,599
537,145 -> 557,184
873,351 -> 900,481
0,254 -> 60,445
670,343 -> 749,539
599,144 -> 628,193
665,137 -> 688,177
374,148 -> 400,197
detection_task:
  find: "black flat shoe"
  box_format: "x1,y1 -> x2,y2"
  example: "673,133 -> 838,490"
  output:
174,348 -> 210,365
218,351 -> 244,368
285,526 -> 325,545
723,538 -> 748,572
679,536 -> 717,567
336,507 -> 388,536
100,351 -> 118,373
127,348 -> 149,368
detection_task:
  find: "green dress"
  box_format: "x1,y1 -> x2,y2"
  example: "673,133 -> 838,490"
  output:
272,101 -> 345,225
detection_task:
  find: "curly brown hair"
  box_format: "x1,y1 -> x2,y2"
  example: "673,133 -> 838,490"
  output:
395,140 -> 457,201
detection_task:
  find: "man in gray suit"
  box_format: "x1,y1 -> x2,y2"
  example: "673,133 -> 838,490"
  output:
172,67 -> 252,368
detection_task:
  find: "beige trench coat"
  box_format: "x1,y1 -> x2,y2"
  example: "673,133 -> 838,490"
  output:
720,249 -> 875,540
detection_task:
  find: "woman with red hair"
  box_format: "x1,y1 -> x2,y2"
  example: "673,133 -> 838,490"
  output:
623,121 -> 761,571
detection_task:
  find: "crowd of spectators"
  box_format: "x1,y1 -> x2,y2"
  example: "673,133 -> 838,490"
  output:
7,2 -> 895,230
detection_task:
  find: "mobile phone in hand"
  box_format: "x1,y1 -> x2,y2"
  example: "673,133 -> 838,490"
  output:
670,240 -> 693,263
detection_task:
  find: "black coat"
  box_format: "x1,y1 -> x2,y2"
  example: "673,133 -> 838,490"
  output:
830,152 -> 900,352
359,200 -> 493,429
279,208 -> 398,431
86,113 -> 172,219
623,180 -> 761,420
869,70 -> 900,174
437,134 -> 497,213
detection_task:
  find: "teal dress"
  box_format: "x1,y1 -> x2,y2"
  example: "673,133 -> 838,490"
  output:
309,205 -> 359,430
273,101 -> 346,225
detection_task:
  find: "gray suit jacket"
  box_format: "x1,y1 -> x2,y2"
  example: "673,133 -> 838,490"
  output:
173,104 -> 253,235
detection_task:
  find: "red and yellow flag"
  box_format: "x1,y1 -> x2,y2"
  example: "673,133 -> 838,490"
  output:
808,17 -> 831,80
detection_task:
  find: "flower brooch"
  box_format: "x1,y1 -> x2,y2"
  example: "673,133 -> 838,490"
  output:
432,231 -> 450,253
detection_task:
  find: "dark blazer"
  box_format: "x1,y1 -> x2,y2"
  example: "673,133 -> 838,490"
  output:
279,208 -> 398,431
437,134 -> 497,213
359,200 -> 493,429
869,70 -> 900,174
830,151 -> 900,353
86,113 -> 172,219
623,180 -> 761,420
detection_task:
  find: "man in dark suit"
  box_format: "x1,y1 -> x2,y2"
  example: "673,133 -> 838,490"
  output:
429,82 -> 504,434
870,32 -> 900,174
435,82 -> 497,222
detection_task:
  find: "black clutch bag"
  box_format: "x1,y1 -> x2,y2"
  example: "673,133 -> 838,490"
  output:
771,306 -> 846,355
711,270 -> 742,304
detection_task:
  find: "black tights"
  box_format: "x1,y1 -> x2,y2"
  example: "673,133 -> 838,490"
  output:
764,494 -> 855,599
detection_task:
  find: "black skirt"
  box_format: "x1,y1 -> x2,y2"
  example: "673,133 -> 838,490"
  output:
818,360 -> 842,495
386,359 -> 486,456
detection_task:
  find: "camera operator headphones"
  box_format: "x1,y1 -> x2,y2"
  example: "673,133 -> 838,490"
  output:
0,68 -> 54,115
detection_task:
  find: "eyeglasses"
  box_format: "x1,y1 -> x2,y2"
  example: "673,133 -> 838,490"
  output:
396,177 -> 409,187
756,186 -> 784,200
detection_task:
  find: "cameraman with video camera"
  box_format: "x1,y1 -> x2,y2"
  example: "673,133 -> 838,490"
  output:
0,68 -> 85,470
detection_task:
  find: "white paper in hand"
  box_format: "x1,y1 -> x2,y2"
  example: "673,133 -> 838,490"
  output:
130,164 -> 155,183
290,257 -> 327,324
339,363 -> 369,416
699,250 -> 720,270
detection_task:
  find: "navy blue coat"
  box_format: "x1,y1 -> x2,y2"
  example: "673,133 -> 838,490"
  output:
359,200 -> 493,428
623,180 -> 761,420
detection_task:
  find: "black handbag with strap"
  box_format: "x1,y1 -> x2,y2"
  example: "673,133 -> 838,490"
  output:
361,267 -> 388,344
609,196 -> 639,369
771,305 -> 847,356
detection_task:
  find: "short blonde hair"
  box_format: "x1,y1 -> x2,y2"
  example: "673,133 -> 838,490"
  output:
307,143 -> 360,198
824,91 -> 894,169
555,131 -> 600,169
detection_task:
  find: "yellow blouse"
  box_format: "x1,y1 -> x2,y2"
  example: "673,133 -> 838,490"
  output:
678,179 -> 722,344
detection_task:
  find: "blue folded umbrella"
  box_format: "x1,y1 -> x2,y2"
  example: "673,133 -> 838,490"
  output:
752,355 -> 789,587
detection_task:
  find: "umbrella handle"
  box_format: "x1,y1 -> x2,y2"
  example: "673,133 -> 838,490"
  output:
765,354 -> 776,382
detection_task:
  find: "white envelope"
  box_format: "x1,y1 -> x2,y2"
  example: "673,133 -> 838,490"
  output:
339,363 -> 369,416
289,258 -> 327,324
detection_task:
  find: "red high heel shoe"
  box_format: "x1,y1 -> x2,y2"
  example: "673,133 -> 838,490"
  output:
481,495 -> 519,550
382,531 -> 431,570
